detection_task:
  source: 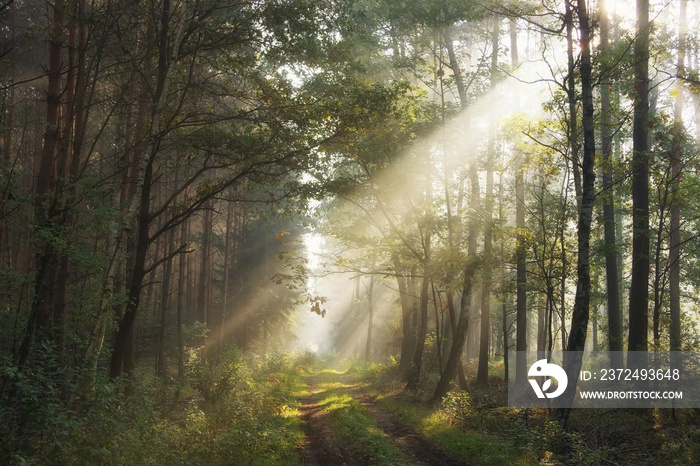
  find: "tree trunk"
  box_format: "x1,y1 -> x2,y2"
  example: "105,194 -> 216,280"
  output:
394,259 -> 412,376
198,202 -> 213,327
177,218 -> 188,380
109,0 -> 187,377
156,226 -> 175,376
220,199 -> 233,354
17,0 -> 64,368
565,0 -> 582,211
628,0 -> 650,354
443,25 -> 469,390
365,275 -> 374,361
110,156 -> 154,378
556,0 -> 596,426
669,0 -> 686,352
600,0 -> 623,365
432,260 -> 477,402
477,14 -> 500,386
513,17 -> 528,383
407,264 -> 430,389
432,159 -> 480,401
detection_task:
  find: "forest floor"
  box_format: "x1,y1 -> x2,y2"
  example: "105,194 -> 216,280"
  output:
295,359 -> 700,466
298,367 -> 470,465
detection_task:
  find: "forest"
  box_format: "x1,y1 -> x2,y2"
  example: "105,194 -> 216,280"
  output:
2,0 -> 700,464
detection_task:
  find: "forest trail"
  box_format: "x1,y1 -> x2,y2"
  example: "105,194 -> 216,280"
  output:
299,369 -> 470,465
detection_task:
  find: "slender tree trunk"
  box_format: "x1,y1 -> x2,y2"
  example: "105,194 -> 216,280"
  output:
565,0 -> 582,210
198,202 -> 213,327
443,23 -> 470,390
17,0 -> 64,367
365,276 -> 374,361
556,0 -> 596,426
600,0 -> 623,365
432,159 -> 480,401
432,259 -> 478,402
669,0 -> 686,352
628,0 -> 650,354
177,218 -> 188,380
446,293 -> 469,389
221,200 -> 233,354
110,156 -> 154,378
445,26 -> 467,107
408,263 -> 430,389
394,258 -> 414,377
109,0 -> 187,377
477,14 -> 500,386
513,18 -> 528,383
156,226 -> 175,376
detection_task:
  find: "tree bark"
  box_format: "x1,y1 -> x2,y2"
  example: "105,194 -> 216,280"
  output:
432,158 -> 480,401
556,0 -> 596,426
513,17 -> 528,384
407,264 -> 430,389
110,156 -> 154,378
395,257 -> 415,378
17,0 -> 64,367
198,202 -> 213,327
156,226 -> 175,376
600,0 -> 623,365
177,218 -> 188,380
628,0 -> 650,354
669,0 -> 686,352
477,13 -> 500,386
365,275 -> 374,361
565,0 -> 582,211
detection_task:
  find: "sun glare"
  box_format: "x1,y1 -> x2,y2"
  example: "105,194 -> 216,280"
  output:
603,0 -> 637,20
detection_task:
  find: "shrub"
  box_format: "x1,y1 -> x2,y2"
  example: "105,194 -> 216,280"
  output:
439,390 -> 473,427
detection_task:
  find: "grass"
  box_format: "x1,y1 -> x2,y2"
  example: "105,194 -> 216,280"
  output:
342,358 -> 700,466
378,397 -> 535,465
1,349 -> 313,466
305,367 -> 416,466
339,360 -> 533,464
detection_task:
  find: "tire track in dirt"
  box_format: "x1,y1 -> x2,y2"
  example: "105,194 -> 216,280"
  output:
299,372 -> 470,465
341,375 -> 470,466
299,375 -> 371,465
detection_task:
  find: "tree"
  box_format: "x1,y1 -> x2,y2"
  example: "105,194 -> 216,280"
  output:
669,0 -> 687,352
628,0 -> 650,355
477,13 -> 501,385
556,0 -> 596,425
600,0 -> 623,365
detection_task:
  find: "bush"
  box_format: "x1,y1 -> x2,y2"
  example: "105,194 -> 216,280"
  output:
0,346 -> 306,465
439,390 -> 473,427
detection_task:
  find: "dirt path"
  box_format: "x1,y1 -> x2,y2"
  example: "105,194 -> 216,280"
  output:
299,372 -> 470,465
299,375 -> 371,465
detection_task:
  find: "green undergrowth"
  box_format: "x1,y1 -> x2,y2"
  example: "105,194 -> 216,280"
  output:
346,361 -> 534,466
306,364 -> 415,465
347,359 -> 700,466
1,347 -> 314,465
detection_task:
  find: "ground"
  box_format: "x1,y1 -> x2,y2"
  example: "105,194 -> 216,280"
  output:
299,369 -> 470,465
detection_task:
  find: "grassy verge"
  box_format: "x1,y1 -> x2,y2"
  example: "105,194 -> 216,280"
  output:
349,359 -> 700,466
346,363 -> 536,466
376,396 -> 535,465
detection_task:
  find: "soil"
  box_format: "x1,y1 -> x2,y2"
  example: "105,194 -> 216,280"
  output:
299,373 -> 471,465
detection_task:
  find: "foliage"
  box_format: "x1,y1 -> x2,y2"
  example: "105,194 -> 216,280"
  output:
356,359 -> 700,466
440,390 -> 473,427
0,348 -> 313,465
